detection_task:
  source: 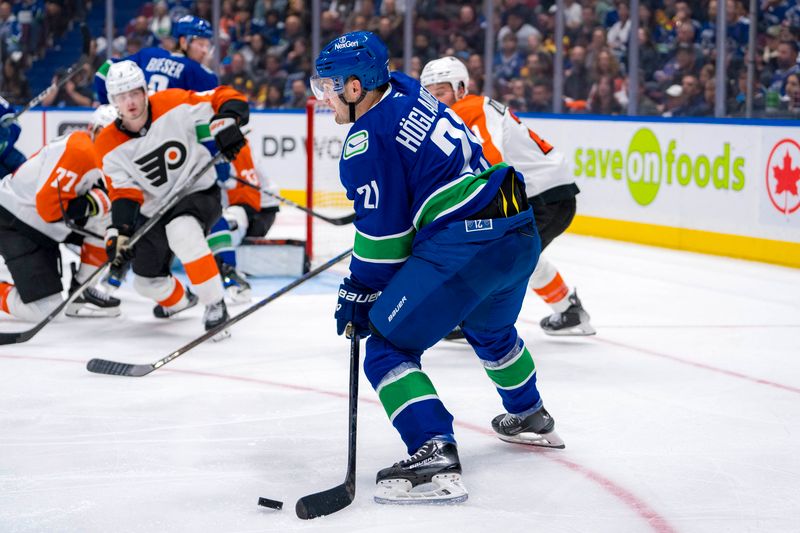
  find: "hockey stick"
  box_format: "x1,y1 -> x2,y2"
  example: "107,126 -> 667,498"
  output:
296,329 -> 360,519
0,153 -> 225,345
230,176 -> 356,226
10,24 -> 92,121
85,247 -> 353,377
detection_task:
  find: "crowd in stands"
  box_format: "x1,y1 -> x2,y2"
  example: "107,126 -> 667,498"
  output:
3,0 -> 800,117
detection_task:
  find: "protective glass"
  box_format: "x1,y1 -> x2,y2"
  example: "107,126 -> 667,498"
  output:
310,74 -> 345,100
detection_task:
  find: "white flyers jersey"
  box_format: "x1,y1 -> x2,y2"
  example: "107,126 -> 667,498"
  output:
451,94 -> 573,199
95,86 -> 246,217
0,131 -> 105,242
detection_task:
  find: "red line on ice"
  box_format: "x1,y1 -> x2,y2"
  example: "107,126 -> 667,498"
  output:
0,353 -> 677,533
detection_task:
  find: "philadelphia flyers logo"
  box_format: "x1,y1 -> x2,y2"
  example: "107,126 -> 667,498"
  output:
134,141 -> 187,187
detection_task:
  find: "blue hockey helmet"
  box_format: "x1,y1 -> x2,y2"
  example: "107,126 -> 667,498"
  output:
173,15 -> 213,40
311,31 -> 390,100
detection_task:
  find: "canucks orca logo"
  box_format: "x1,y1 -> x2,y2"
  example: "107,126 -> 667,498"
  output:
134,141 -> 187,187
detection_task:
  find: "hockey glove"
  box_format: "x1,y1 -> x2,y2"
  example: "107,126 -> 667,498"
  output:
335,277 -> 380,338
210,113 -> 245,161
104,228 -> 134,268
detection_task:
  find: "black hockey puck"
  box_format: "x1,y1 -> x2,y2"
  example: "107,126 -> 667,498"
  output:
258,497 -> 283,510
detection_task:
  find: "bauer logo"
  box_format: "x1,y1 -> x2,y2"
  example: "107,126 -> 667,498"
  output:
134,140 -> 187,187
764,138 -> 800,216
343,130 -> 369,159
573,127 -> 746,206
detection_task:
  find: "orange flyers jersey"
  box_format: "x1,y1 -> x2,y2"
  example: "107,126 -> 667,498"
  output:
95,86 -> 246,217
223,141 -> 281,212
451,94 -> 572,198
0,131 -> 105,242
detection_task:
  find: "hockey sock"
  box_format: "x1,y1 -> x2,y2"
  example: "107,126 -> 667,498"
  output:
0,282 -> 12,314
530,257 -> 571,313
75,243 -> 107,283
481,337 -> 542,415
157,277 -> 187,310
167,216 -> 224,305
208,217 -> 236,267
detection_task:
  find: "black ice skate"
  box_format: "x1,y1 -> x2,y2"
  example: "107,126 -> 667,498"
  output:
540,290 -> 596,336
152,288 -> 199,319
374,439 -> 468,505
491,406 -> 565,448
203,299 -> 230,341
66,269 -> 121,318
219,262 -> 251,304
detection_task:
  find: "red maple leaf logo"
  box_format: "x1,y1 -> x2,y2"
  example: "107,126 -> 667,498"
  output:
773,150 -> 800,196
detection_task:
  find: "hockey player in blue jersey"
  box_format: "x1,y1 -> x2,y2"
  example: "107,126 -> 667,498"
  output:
313,31 -> 564,505
0,95 -> 26,178
94,15 -> 218,104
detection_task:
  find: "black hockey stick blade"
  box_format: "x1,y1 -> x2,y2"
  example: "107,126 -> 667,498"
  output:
296,332 -> 360,519
296,481 -> 354,520
86,358 -> 154,377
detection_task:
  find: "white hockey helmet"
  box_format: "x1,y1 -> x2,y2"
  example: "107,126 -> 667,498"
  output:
105,60 -> 148,103
420,57 -> 470,96
89,104 -> 118,131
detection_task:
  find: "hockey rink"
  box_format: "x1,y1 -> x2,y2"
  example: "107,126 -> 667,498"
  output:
1,217 -> 799,533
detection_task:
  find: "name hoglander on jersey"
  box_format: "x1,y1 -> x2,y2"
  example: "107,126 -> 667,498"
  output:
395,87 -> 439,153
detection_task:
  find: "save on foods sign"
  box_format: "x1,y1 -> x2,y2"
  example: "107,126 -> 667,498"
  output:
519,116 -> 800,267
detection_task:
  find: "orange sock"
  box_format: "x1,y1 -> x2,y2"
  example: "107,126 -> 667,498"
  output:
533,272 -> 569,306
0,282 -> 13,314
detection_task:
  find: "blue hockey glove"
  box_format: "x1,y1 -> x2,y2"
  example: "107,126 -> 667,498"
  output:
335,277 -> 380,338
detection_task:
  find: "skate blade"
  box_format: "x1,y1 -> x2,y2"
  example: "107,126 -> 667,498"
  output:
374,474 -> 468,505
542,323 -> 596,336
225,286 -> 252,305
497,429 -> 566,449
65,304 -> 121,318
211,328 -> 231,342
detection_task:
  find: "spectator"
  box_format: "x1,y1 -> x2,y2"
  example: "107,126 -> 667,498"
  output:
455,5 -> 482,53
563,0 -> 584,32
413,33 -> 438,65
529,81 -> 553,112
497,5 -> 542,54
466,53 -> 484,93
286,78 -> 307,108
638,28 -> 662,81
588,75 -> 623,114
782,73 -> 800,113
728,68 -> 765,114
494,32 -> 524,90
655,43 -> 698,89
259,53 -> 287,86
41,64 -> 93,108
0,55 -> 29,105
126,16 -> 157,50
504,78 -> 529,111
263,82 -> 285,108
150,1 -> 172,40
591,48 -> 623,93
241,32 -> 267,70
607,0 -> 631,59
672,74 -> 708,116
769,40 -> 800,94
375,16 -> 402,57
585,27 -> 608,72
564,45 -> 592,100
661,84 -> 685,116
221,52 -> 251,85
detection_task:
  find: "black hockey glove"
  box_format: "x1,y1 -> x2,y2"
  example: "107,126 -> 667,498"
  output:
210,112 -> 245,161
335,277 -> 380,338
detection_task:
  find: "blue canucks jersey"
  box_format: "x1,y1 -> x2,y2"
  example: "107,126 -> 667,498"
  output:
0,95 -> 22,162
94,47 -> 219,104
341,72 -> 513,290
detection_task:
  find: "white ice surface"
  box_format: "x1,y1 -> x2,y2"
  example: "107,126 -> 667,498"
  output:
1,232 -> 799,533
